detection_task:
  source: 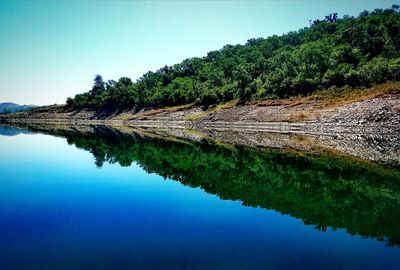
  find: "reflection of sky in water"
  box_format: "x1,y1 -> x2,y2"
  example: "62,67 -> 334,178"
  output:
0,133 -> 399,270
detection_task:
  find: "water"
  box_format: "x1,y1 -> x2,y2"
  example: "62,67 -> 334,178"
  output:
0,125 -> 399,270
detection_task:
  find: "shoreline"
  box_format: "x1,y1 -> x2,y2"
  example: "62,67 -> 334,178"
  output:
1,121 -> 399,168
1,90 -> 399,167
1,91 -> 399,134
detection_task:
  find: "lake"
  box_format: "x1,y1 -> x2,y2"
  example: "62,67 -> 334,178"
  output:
0,124 -> 399,270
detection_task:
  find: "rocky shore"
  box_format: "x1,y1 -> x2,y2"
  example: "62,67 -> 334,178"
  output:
1,92 -> 399,166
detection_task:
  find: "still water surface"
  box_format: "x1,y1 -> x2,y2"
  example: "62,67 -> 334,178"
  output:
0,125 -> 399,270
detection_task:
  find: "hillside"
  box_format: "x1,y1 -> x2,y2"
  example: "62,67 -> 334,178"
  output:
66,6 -> 400,112
0,102 -> 37,114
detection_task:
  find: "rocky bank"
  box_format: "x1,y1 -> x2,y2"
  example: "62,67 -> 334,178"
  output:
1,92 -> 399,166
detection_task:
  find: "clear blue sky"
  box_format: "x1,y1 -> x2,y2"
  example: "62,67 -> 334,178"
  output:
0,0 -> 396,105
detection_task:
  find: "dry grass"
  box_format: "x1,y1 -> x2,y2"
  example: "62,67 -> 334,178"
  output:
124,103 -> 197,120
213,99 -> 239,111
289,111 -> 310,122
213,140 -> 236,150
163,102 -> 196,112
135,109 -> 165,119
116,113 -> 136,121
185,128 -> 207,138
186,100 -> 239,121
256,97 -> 309,107
112,125 -> 137,134
186,111 -> 209,121
312,81 -> 400,108
256,81 -> 400,109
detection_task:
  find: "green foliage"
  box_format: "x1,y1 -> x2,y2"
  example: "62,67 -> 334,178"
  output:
67,7 -> 400,111
359,57 -> 390,85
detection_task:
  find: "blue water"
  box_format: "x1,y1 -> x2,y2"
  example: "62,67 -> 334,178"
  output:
0,131 -> 399,270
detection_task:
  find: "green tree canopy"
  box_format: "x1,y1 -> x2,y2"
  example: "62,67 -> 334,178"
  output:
67,7 -> 400,111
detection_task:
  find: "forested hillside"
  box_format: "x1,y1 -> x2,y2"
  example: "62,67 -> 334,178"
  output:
67,6 -> 400,112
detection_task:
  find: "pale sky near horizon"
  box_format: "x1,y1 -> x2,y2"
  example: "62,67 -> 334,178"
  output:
0,0 -> 396,105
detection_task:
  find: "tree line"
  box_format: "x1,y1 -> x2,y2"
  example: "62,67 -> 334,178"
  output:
67,6 -> 400,112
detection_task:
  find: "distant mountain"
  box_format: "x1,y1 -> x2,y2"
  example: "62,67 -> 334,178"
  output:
0,125 -> 32,136
0,102 -> 37,114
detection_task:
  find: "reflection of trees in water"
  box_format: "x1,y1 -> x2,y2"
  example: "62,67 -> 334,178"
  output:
22,125 -> 400,247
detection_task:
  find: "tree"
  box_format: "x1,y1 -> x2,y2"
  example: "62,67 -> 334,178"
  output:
325,13 -> 338,23
89,74 -> 105,98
